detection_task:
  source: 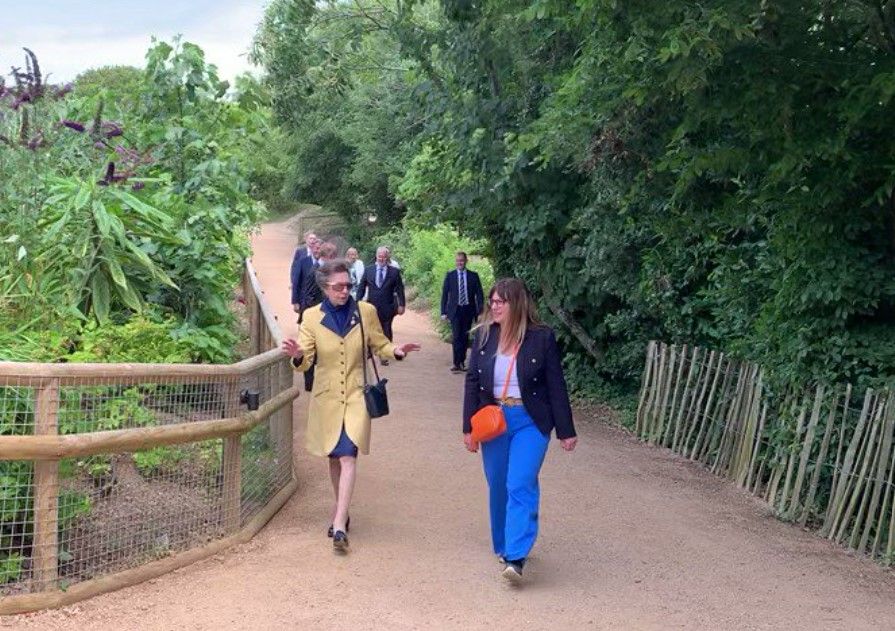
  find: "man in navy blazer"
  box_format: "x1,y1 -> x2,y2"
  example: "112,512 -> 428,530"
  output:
356,247 -> 406,362
290,232 -> 319,315
440,252 -> 484,372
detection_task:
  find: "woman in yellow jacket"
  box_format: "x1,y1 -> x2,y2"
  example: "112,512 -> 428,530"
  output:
282,259 -> 421,552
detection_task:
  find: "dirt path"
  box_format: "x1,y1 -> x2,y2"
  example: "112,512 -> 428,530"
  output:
12,218 -> 895,630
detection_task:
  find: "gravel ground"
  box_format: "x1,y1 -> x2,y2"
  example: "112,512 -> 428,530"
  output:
8,218 -> 895,631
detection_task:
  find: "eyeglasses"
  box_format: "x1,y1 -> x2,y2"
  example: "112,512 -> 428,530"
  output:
489,298 -> 508,307
327,282 -> 354,292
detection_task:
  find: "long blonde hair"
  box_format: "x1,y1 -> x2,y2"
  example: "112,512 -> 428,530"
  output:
476,278 -> 541,353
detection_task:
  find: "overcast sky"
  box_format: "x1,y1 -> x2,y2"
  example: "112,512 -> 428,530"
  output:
0,0 -> 268,84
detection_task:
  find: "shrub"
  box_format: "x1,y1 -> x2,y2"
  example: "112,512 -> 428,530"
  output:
382,225 -> 495,337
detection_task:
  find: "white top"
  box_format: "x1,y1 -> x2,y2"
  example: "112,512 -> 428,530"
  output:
349,260 -> 365,298
493,352 -> 521,399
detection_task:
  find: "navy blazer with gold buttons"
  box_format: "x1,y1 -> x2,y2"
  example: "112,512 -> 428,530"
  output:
463,324 -> 576,440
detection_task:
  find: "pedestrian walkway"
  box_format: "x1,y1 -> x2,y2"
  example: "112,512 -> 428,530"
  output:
17,216 -> 895,630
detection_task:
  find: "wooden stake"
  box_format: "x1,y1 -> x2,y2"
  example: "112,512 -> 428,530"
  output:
858,395 -> 895,553
662,344 -> 688,446
824,388 -> 872,538
689,354 -> 727,461
635,341 -> 657,436
651,344 -> 673,444
746,400 -> 768,493
835,394 -> 883,543
778,397 -> 808,516
682,350 -> 716,456
799,388 -> 840,527
824,384 -> 852,527
672,346 -> 700,452
787,385 -> 825,518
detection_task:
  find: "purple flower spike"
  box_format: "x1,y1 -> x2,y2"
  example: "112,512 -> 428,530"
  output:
11,93 -> 31,110
132,181 -> 145,191
56,83 -> 73,98
94,141 -> 105,149
101,121 -> 123,135
62,120 -> 86,132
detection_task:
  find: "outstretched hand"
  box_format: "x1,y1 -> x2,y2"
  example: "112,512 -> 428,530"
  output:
395,342 -> 421,357
281,338 -> 303,359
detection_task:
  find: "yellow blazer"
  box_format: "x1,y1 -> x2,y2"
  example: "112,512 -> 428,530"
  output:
292,301 -> 398,457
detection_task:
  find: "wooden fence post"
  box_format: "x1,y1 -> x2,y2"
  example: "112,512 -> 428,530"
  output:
33,379 -> 60,590
282,359 -> 295,480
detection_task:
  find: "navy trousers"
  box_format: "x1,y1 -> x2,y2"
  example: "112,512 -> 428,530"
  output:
450,304 -> 477,367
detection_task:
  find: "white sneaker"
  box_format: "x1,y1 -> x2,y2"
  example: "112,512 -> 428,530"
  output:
502,562 -> 523,583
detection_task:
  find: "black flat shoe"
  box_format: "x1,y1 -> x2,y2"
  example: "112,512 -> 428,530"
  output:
327,515 -> 349,538
333,530 -> 349,552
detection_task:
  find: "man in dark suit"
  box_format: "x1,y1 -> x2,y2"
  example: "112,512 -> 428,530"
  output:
291,237 -> 325,391
290,232 -> 319,315
357,246 -> 406,364
440,251 -> 484,373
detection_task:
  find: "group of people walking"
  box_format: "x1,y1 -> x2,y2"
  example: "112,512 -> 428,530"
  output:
282,230 -> 577,584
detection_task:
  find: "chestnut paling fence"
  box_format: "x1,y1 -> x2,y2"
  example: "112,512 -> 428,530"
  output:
636,340 -> 895,562
0,260 -> 299,614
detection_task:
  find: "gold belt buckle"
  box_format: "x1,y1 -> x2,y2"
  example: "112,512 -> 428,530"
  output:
502,397 -> 523,407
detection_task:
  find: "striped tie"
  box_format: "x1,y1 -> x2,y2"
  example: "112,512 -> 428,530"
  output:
459,271 -> 468,306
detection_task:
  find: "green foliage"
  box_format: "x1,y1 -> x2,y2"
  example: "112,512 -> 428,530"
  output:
253,0 -> 425,228
58,490 -> 91,527
74,65 -> 143,112
68,317 -> 194,364
383,224 -> 494,333
59,387 -> 156,435
133,446 -> 188,477
0,552 -> 23,584
1,39 -> 282,354
255,0 -> 895,401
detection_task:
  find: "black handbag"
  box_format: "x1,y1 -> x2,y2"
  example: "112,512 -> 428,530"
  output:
356,306 -> 390,418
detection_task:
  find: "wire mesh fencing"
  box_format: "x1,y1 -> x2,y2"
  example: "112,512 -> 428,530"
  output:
0,351 -> 296,598
636,340 -> 895,563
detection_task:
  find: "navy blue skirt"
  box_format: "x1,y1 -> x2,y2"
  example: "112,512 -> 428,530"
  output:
329,425 -> 359,458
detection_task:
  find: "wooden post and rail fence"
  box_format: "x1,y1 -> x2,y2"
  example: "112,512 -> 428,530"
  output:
0,259 -> 298,614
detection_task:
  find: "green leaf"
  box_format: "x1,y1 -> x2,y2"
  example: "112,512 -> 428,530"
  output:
114,279 -> 143,312
90,274 -> 111,323
92,200 -> 112,238
105,257 -> 128,289
106,189 -> 173,226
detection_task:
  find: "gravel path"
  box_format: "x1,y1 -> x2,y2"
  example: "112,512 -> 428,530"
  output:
10,218 -> 895,630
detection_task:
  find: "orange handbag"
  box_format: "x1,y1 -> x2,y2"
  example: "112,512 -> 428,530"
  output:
470,352 -> 517,443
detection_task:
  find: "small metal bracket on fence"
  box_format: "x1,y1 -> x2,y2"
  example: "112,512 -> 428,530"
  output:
239,389 -> 260,411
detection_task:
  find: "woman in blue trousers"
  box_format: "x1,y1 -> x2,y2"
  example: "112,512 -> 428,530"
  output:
463,278 -> 577,583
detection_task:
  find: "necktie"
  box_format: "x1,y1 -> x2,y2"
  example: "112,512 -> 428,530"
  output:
377,266 -> 385,288
459,271 -> 468,306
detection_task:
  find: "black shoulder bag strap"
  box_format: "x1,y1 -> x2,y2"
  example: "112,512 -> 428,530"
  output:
355,304 -> 389,417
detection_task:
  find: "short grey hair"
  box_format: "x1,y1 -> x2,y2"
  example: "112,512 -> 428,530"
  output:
315,258 -> 351,290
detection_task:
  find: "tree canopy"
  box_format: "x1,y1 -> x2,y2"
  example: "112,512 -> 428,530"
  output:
254,0 -> 895,392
